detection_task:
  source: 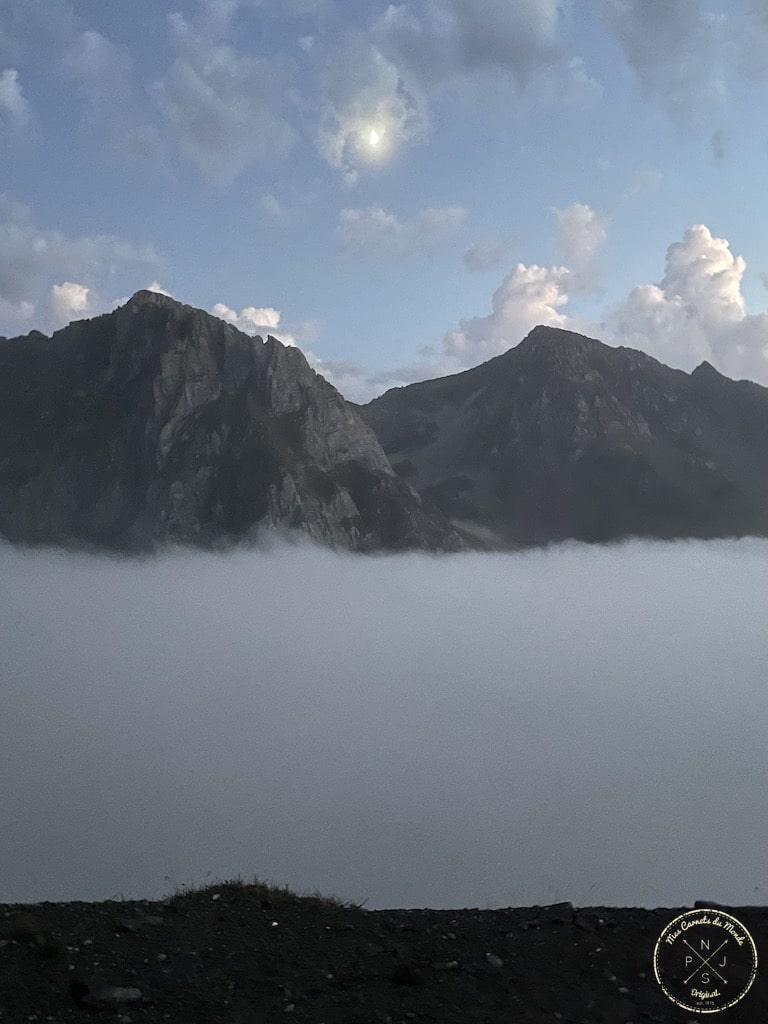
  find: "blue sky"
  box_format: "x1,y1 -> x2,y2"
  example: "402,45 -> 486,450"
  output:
1,0 -> 766,400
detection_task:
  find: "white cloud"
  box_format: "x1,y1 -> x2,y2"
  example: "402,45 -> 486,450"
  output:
49,281 -> 96,324
607,224 -> 768,383
146,281 -> 173,297
463,238 -> 505,273
153,12 -> 296,185
362,223 -> 768,396
441,263 -> 575,370
210,301 -> 317,349
554,202 -> 608,290
0,68 -> 30,128
337,204 -> 466,260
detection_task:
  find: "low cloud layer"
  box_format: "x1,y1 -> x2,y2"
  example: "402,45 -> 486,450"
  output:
1,537 -> 766,910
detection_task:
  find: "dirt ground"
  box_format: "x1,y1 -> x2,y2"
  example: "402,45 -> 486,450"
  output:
1,885 -> 765,1022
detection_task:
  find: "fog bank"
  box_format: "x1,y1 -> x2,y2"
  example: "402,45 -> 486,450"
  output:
1,537 -> 766,910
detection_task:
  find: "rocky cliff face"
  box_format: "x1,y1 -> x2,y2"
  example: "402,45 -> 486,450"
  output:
356,325 -> 768,547
0,291 -> 462,553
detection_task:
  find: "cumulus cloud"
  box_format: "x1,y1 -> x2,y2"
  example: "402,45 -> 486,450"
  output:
211,301 -> 318,349
607,225 -> 768,382
0,67 -> 30,129
353,222 -> 767,398
441,263 -> 575,368
49,281 -> 99,324
601,0 -> 722,127
0,196 -> 160,331
337,204 -> 466,260
153,12 -> 296,185
463,238 -> 505,272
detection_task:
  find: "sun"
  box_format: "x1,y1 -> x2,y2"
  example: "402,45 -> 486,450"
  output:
368,128 -> 380,146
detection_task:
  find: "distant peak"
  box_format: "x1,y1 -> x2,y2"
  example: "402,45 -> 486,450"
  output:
518,324 -> 601,350
692,360 -> 724,379
125,289 -> 176,309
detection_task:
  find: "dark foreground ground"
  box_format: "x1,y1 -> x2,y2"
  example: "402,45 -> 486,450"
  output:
1,883 -> 765,1023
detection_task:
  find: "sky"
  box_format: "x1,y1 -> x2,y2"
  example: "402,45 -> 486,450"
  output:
0,0 -> 766,401
1,535 -> 766,910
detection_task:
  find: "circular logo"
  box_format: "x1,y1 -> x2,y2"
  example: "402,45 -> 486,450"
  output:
653,908 -> 758,1013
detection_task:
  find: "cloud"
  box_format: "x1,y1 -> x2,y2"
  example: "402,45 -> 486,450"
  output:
0,195 -> 160,331
260,192 -> 290,223
375,0 -> 561,92
211,301 -> 318,349
61,28 -> 162,162
441,262 -> 574,369
741,0 -> 768,80
153,12 -> 296,185
146,281 -> 173,297
0,67 -> 30,129
554,202 -> 608,289
562,56 -> 603,107
359,222 -> 768,397
607,224 -> 768,383
555,203 -> 607,265
48,281 -> 99,324
2,539 -> 767,909
601,0 -> 722,127
337,204 -> 466,260
624,169 -> 663,196
463,238 -> 505,272
316,33 -> 429,182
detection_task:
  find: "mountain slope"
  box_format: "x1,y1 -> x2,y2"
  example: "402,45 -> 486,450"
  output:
356,326 -> 768,547
0,291 -> 462,553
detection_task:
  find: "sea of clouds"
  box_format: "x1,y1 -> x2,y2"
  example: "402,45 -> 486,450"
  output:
1,536 -> 766,910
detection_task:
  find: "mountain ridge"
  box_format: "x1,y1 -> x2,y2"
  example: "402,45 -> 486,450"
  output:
355,325 -> 768,548
0,292 -> 462,553
1,297 -> 766,553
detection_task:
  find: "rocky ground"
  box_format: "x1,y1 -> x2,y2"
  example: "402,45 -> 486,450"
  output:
1,883 -> 765,1023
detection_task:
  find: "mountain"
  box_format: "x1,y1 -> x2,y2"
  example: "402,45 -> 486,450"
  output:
0,291 -> 462,553
355,325 -> 768,548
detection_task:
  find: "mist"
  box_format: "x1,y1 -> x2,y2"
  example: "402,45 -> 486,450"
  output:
1,536 -> 766,910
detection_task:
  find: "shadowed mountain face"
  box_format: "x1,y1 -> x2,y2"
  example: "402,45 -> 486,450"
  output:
0,291 -> 462,553
355,326 -> 768,548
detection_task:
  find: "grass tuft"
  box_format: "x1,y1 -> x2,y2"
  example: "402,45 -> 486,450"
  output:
162,872 -> 367,910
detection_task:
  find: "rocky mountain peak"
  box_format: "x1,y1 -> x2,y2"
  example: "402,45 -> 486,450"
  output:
0,295 -> 463,553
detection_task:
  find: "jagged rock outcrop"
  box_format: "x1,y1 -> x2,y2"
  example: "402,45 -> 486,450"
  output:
0,291 -> 462,553
356,325 -> 768,547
